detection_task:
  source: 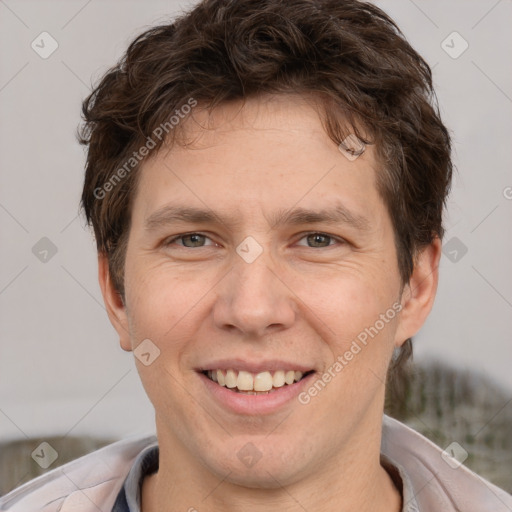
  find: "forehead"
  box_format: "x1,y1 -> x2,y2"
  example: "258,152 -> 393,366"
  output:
132,94 -> 385,228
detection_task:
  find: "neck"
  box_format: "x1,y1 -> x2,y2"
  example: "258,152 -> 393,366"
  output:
141,418 -> 401,512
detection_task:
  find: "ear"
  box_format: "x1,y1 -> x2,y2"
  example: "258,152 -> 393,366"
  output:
98,253 -> 132,351
394,237 -> 441,347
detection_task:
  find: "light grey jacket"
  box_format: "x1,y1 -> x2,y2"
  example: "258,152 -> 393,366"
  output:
1,415 -> 510,511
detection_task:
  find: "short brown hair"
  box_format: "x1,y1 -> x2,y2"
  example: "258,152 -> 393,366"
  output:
79,0 -> 452,376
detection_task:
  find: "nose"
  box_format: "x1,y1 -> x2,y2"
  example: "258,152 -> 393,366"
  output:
212,247 -> 296,338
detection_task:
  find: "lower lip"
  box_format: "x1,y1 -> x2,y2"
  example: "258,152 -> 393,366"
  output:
198,372 -> 315,415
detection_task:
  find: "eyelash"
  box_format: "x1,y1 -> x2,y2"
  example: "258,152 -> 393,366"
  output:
163,232 -> 344,249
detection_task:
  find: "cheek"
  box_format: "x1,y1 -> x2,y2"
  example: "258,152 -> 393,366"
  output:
124,259 -> 210,341
296,269 -> 400,392
298,274 -> 399,416
296,267 -> 396,337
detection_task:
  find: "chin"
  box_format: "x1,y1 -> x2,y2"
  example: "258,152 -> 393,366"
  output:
220,463 -> 300,490
201,440 -> 309,489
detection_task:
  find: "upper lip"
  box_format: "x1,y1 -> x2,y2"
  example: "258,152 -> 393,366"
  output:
196,358 -> 316,374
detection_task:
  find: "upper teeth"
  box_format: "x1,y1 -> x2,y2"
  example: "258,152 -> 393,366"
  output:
207,369 -> 305,392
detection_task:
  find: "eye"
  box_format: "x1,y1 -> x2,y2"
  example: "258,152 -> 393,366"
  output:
296,232 -> 342,248
165,233 -> 216,248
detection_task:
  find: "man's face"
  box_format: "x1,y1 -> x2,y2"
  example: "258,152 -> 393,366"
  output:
114,95 -> 408,486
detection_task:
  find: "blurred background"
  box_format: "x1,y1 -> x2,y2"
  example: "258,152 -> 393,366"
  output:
0,0 -> 511,495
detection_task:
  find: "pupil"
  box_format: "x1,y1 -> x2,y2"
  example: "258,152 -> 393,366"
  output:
309,234 -> 329,247
185,234 -> 203,247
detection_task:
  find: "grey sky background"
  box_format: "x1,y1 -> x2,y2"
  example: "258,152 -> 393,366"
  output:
0,0 -> 511,441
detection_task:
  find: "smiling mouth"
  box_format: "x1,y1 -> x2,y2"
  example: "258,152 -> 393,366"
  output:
202,369 -> 315,394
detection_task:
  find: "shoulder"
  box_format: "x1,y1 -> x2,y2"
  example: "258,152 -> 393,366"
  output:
381,415 -> 512,511
0,435 -> 157,512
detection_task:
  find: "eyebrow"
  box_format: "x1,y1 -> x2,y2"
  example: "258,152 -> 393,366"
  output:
144,203 -> 371,233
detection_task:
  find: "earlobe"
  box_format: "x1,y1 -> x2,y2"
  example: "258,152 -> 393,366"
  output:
97,253 -> 133,352
394,237 -> 442,347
